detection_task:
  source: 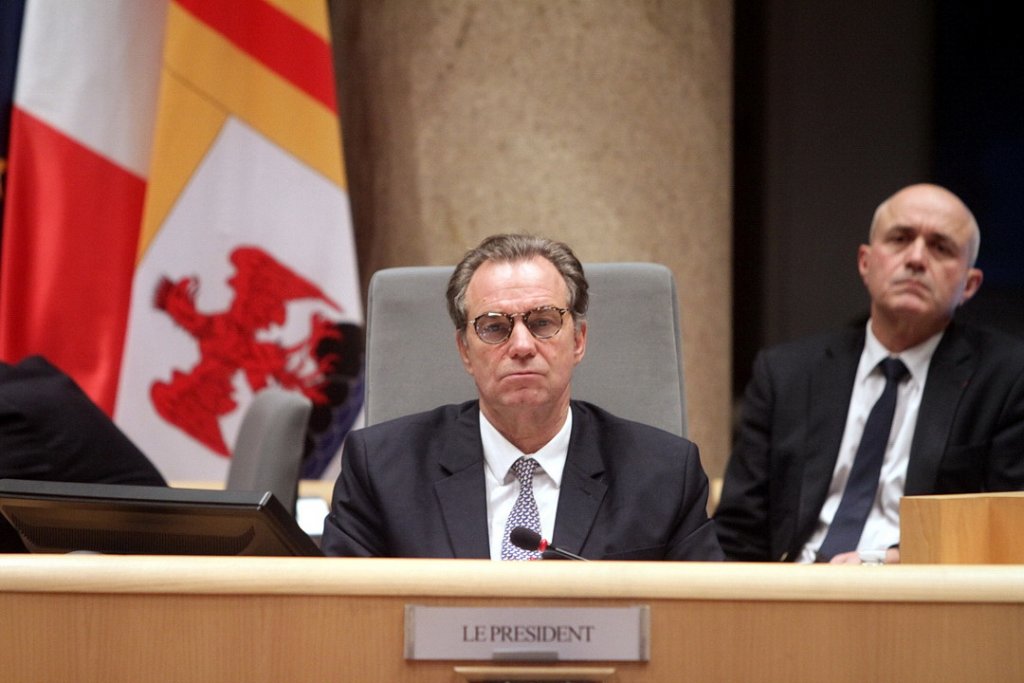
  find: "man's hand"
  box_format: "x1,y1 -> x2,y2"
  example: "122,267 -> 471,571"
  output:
828,550 -> 863,564
828,547 -> 901,564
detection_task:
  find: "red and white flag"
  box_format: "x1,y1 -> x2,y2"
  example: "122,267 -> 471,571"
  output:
1,0 -> 363,482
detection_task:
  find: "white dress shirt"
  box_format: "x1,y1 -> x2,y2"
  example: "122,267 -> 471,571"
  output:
797,322 -> 943,563
480,409 -> 571,560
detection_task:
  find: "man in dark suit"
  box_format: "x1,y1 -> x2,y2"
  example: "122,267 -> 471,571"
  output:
715,183 -> 1024,564
0,355 -> 167,551
322,234 -> 723,560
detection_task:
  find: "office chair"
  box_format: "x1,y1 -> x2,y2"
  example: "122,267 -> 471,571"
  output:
226,387 -> 312,514
364,262 -> 687,437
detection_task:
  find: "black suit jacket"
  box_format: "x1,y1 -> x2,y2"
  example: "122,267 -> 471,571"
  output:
0,356 -> 167,551
715,322 -> 1024,562
0,356 -> 166,485
322,400 -> 723,560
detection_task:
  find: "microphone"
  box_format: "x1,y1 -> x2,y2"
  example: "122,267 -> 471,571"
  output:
509,526 -> 588,561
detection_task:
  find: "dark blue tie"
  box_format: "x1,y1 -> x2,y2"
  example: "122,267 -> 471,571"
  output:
818,357 -> 909,561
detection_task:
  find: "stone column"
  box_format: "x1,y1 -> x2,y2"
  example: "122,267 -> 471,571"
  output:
331,0 -> 733,481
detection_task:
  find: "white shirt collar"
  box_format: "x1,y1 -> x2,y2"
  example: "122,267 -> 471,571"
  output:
479,408 -> 572,485
860,321 -> 944,386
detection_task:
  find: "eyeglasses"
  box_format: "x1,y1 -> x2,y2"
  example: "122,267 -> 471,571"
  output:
471,306 -> 569,344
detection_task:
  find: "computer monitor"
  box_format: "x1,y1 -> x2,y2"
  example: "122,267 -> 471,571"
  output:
0,479 -> 323,556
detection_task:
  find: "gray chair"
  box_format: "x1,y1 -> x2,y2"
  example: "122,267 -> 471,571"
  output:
226,387 -> 312,514
364,262 -> 687,437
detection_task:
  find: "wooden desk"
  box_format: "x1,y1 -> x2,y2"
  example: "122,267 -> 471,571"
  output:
2,557 -> 1022,682
902,492 -> 1024,564
170,479 -> 335,502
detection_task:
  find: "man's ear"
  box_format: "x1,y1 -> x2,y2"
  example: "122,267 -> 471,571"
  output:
959,267 -> 984,305
857,243 -> 871,279
573,320 -> 588,365
455,329 -> 474,375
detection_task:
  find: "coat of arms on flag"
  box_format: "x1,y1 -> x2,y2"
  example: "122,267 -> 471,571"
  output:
1,0 -> 364,482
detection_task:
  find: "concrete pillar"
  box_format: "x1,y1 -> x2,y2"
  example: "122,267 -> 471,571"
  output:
332,0 -> 733,479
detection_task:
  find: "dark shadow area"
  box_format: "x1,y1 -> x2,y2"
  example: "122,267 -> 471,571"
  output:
733,1 -> 1024,405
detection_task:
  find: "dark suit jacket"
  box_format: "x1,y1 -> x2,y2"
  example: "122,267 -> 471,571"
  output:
714,322 -> 1024,562
0,356 -> 167,551
322,400 -> 724,560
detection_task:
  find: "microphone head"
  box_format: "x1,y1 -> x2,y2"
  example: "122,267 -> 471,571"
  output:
509,526 -> 543,551
541,550 -> 570,560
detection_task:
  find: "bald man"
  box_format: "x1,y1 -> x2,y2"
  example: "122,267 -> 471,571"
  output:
715,184 -> 1024,564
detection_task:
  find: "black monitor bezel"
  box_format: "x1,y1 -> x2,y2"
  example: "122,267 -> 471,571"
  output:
0,478 -> 322,557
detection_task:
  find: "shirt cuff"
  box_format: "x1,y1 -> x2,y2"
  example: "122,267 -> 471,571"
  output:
857,549 -> 887,565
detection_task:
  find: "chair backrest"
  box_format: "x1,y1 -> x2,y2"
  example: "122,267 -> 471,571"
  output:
226,387 -> 312,514
364,262 -> 687,437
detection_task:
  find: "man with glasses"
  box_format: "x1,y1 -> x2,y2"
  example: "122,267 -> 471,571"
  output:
321,234 -> 723,560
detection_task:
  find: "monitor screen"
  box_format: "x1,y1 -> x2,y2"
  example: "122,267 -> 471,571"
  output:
0,479 -> 323,556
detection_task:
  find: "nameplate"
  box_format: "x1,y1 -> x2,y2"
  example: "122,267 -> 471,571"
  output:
404,605 -> 649,661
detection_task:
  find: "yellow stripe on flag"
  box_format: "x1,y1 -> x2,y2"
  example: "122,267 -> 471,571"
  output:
264,0 -> 330,40
137,72 -> 226,261
165,3 -> 344,187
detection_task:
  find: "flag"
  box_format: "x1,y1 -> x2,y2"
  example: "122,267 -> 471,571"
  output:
0,0 -> 26,243
0,0 -> 165,409
0,0 -> 363,482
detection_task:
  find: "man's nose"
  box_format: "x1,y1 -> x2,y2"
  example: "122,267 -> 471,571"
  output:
506,319 -> 537,356
905,236 -> 928,268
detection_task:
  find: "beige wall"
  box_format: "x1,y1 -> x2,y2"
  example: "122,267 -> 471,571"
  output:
331,0 -> 733,478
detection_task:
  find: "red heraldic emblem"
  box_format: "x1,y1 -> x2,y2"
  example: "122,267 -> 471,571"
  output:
150,246 -> 344,456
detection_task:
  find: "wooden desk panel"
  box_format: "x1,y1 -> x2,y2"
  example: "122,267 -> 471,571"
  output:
902,492 -> 1024,563
2,557 -> 1022,682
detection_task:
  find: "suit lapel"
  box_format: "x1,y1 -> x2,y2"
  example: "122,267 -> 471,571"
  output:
795,330 -> 863,544
434,405 -> 491,558
551,404 -> 607,555
906,325 -> 974,494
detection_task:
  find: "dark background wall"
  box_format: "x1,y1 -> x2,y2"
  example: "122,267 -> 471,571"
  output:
733,0 -> 1024,398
